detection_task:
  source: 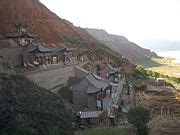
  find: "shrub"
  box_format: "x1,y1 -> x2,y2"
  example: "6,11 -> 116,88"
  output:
59,86 -> 73,103
59,77 -> 81,103
127,106 -> 150,135
67,77 -> 81,86
136,65 -> 146,75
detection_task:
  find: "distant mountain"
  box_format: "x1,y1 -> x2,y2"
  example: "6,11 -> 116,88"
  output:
86,28 -> 156,62
142,39 -> 180,51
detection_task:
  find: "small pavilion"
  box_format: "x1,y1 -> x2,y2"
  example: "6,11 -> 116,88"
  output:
5,23 -> 36,46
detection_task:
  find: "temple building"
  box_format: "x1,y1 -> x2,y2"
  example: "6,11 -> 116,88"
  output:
72,65 -> 125,121
23,41 -> 53,65
98,64 -> 122,79
0,23 -> 77,67
23,41 -> 73,66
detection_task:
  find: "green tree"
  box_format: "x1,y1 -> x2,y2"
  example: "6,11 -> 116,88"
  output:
67,77 -> 81,86
59,77 -> 81,103
146,70 -> 152,76
127,106 -> 150,135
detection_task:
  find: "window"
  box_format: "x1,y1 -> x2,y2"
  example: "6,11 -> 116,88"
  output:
52,56 -> 57,64
96,99 -> 102,109
106,90 -> 111,97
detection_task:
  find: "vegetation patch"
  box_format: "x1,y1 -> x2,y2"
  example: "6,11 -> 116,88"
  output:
58,77 -> 81,103
127,106 -> 150,135
0,74 -> 73,135
138,57 -> 180,78
80,128 -> 129,135
136,57 -> 180,87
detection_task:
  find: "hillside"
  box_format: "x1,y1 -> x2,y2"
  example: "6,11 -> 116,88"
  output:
0,0 -> 82,44
0,58 -> 72,135
0,73 -> 72,135
0,0 -> 130,67
86,28 -> 156,62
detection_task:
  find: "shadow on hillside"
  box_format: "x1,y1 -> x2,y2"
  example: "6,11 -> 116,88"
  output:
138,59 -> 162,68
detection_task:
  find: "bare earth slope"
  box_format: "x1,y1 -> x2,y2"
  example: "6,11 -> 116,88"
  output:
87,28 -> 156,62
0,0 -> 82,44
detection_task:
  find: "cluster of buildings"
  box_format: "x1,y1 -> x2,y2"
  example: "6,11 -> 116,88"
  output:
0,23 -> 78,68
0,23 -> 133,127
72,64 -> 128,126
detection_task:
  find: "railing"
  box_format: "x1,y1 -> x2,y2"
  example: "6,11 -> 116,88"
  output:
22,60 -> 81,75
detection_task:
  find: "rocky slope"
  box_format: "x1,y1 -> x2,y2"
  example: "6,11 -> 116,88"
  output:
87,28 -> 156,62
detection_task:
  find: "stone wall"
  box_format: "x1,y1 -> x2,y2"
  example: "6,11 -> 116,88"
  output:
73,90 -> 88,108
26,65 -> 75,90
87,94 -> 97,109
0,47 -> 24,66
25,64 -> 89,91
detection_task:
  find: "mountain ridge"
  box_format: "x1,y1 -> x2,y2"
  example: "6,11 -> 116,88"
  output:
86,28 -> 156,62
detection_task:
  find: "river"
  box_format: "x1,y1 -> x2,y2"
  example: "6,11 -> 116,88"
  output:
155,50 -> 180,64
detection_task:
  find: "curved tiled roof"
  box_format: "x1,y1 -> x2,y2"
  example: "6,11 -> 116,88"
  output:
72,74 -> 109,94
25,42 -> 53,53
86,74 -> 108,89
99,64 -> 120,74
86,84 -> 100,94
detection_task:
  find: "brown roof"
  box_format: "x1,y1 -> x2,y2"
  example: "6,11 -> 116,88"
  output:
0,39 -> 18,49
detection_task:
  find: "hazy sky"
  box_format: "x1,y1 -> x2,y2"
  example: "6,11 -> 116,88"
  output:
40,0 -> 180,43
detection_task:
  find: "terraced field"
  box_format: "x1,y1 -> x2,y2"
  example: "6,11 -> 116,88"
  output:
136,85 -> 180,117
136,85 -> 180,135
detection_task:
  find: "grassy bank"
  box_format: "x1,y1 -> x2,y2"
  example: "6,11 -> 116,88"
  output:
79,128 -> 129,135
138,57 -> 180,77
137,57 -> 180,87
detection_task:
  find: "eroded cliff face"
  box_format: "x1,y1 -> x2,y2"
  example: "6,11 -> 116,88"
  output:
0,0 -> 81,44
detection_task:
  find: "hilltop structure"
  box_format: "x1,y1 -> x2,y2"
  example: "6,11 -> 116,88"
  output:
4,23 -> 37,46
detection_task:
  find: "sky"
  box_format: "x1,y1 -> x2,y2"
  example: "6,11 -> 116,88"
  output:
40,0 -> 180,44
